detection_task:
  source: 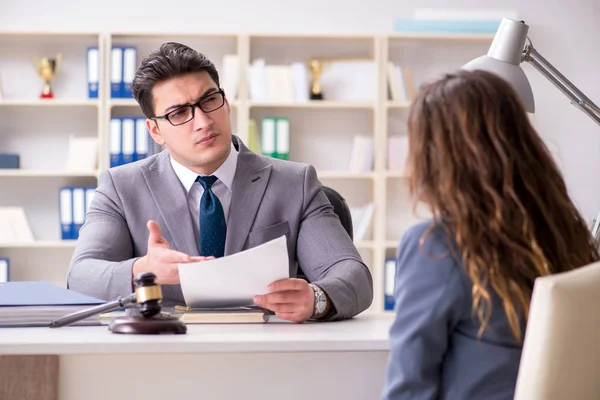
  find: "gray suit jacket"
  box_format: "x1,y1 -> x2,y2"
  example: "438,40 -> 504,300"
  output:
67,136 -> 373,320
382,220 -> 523,400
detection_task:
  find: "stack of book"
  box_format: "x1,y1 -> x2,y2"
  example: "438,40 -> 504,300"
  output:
0,282 -> 104,327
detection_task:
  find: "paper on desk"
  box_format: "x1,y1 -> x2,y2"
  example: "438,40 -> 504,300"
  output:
178,235 -> 289,308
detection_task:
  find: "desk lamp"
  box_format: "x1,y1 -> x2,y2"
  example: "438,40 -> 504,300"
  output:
463,17 -> 600,240
463,17 -> 600,126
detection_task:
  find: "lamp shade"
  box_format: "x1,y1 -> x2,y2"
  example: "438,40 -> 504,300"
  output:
463,18 -> 536,113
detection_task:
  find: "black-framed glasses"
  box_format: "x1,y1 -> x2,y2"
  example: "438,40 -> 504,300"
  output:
151,89 -> 226,126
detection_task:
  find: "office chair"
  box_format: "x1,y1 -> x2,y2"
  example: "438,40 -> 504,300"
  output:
514,260 -> 600,399
322,186 -> 353,241
296,186 -> 354,281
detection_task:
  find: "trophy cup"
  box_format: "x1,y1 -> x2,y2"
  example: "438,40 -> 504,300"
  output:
308,59 -> 324,100
35,53 -> 62,99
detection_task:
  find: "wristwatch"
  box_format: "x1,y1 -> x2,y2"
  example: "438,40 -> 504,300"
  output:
308,283 -> 327,317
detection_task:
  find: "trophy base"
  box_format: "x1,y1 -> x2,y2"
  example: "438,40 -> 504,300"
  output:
40,93 -> 54,99
109,314 -> 187,335
310,93 -> 324,100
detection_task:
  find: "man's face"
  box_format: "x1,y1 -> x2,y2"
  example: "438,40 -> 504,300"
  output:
147,71 -> 232,175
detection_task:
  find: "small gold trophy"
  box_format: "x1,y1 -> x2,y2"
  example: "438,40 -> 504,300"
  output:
35,53 -> 62,99
308,59 -> 324,100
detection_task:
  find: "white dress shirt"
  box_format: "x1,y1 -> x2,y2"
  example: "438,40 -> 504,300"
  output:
170,143 -> 238,235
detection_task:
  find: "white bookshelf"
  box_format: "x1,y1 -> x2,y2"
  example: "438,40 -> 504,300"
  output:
0,30 -> 492,312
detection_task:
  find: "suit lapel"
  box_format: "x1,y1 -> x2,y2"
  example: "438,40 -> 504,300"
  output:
225,137 -> 272,255
141,152 -> 199,257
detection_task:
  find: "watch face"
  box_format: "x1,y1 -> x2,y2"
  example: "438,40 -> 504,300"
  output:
316,293 -> 326,313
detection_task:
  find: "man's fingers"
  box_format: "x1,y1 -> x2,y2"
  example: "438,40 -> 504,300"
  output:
258,291 -> 299,305
275,312 -> 305,323
159,249 -> 192,264
189,256 -> 216,262
147,220 -> 165,245
264,303 -> 297,313
268,278 -> 306,293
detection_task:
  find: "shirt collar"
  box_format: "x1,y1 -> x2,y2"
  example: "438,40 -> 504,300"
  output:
170,142 -> 238,193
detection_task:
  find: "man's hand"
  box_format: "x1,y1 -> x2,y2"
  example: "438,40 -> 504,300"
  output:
132,220 -> 212,285
253,278 -> 315,323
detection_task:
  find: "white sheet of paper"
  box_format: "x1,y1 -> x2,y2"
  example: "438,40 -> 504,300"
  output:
178,235 -> 289,308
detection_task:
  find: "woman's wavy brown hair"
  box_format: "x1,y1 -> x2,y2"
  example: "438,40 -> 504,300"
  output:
406,69 -> 599,343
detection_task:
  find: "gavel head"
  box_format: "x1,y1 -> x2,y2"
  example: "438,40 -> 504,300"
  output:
133,272 -> 163,318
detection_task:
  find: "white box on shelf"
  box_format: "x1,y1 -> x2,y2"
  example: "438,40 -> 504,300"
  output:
0,208 -> 34,243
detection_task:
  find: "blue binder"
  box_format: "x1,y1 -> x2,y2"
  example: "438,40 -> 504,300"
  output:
59,187 -> 74,240
134,118 -> 149,161
110,118 -> 123,167
384,258 -> 397,311
121,118 -> 135,165
0,282 -> 104,327
87,46 -> 100,99
121,46 -> 137,98
0,258 -> 8,282
0,282 -> 103,307
72,187 -> 86,239
110,46 -> 124,98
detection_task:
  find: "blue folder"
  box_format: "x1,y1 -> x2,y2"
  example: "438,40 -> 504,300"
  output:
0,282 -> 104,327
0,281 -> 103,307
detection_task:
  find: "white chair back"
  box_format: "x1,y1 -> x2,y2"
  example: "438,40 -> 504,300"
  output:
514,261 -> 600,400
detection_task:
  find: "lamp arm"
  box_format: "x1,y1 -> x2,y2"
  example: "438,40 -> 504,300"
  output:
522,39 -> 600,126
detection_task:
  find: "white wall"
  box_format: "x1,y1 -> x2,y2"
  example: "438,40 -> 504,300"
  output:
2,0 -> 600,219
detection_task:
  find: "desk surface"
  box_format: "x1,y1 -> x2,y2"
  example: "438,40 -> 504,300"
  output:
0,313 -> 394,355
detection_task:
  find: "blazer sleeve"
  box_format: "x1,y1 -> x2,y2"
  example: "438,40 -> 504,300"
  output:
382,223 -> 466,400
67,170 -> 138,301
295,165 -> 373,320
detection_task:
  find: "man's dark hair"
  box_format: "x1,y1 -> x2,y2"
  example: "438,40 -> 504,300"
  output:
132,42 -> 220,118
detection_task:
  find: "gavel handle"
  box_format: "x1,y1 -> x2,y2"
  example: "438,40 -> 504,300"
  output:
49,293 -> 137,328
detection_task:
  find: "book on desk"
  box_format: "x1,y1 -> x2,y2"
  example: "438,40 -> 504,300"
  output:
0,281 -> 104,327
100,305 -> 272,325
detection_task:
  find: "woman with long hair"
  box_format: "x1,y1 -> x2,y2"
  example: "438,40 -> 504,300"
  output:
382,69 -> 599,400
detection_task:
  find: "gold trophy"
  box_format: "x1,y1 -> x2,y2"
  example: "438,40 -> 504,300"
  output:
35,53 -> 62,99
308,59 -> 324,100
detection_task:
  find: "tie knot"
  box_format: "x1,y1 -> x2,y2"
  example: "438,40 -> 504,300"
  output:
196,175 -> 218,190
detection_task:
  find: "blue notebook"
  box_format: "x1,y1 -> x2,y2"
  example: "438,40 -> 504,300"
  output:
0,281 -> 103,307
0,282 -> 104,327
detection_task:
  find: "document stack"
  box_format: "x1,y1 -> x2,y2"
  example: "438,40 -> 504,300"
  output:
0,281 -> 104,327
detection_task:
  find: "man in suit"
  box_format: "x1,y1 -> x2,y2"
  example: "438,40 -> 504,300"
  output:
67,42 -> 373,322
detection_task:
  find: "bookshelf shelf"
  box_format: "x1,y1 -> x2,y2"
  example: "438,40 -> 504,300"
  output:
248,101 -> 374,109
0,99 -> 100,107
385,171 -> 408,179
386,101 -> 411,109
0,170 -> 99,178
0,241 -> 77,249
385,241 -> 399,249
388,33 -> 495,41
355,240 -> 375,249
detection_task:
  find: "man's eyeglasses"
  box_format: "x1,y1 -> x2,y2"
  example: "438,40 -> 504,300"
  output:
151,89 -> 226,126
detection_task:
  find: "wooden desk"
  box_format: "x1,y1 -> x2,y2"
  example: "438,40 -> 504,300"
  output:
0,313 -> 393,400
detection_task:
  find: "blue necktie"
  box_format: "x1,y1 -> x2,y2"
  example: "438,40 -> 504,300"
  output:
196,175 -> 226,258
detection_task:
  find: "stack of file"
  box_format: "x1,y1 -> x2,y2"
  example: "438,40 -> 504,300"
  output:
0,282 -> 104,327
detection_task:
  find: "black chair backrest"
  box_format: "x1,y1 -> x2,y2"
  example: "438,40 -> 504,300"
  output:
322,186 -> 353,240
296,186 -> 354,282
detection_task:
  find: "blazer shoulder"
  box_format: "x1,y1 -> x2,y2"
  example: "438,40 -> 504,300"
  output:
397,219 -> 463,284
102,153 -> 161,181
